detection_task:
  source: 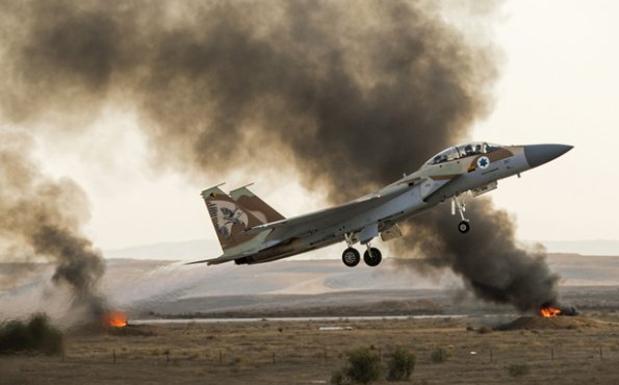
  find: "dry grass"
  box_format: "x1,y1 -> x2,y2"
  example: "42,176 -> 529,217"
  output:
1,315 -> 619,385
494,315 -> 606,331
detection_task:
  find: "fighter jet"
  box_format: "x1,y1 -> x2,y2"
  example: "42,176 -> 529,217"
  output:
189,142 -> 572,267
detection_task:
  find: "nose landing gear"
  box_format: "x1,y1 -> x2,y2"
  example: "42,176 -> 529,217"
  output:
458,220 -> 470,233
452,196 -> 471,234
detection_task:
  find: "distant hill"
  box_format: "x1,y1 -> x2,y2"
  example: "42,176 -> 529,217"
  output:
102,238 -> 619,261
3,253 -> 619,319
93,255 -> 619,316
540,240 -> 619,256
103,239 -> 222,260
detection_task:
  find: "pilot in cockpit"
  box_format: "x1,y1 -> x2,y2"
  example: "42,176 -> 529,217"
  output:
433,154 -> 447,164
425,142 -> 498,167
464,144 -> 474,156
464,143 -> 484,156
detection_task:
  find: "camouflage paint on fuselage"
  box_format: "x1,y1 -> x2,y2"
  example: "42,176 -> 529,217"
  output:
194,142 -> 571,265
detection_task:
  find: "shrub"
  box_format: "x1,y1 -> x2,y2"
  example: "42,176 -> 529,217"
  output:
330,369 -> 348,385
507,363 -> 530,377
430,347 -> 448,363
386,347 -> 415,381
344,347 -> 382,384
0,314 -> 63,355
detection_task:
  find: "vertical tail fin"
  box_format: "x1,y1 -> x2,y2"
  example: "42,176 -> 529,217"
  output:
229,184 -> 285,224
201,185 -> 264,254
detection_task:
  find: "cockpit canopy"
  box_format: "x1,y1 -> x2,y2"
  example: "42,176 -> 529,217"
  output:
425,142 -> 500,166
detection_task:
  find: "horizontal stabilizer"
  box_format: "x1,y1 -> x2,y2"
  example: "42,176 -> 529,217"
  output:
184,258 -> 212,265
185,251 -> 254,266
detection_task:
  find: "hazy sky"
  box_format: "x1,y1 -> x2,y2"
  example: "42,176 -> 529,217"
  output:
32,0 -> 618,254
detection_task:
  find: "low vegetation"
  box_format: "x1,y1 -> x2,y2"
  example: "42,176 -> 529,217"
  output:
507,363 -> 530,377
346,347 -> 382,384
0,314 -> 64,355
332,347 -> 382,384
330,369 -> 347,385
430,347 -> 448,363
332,346 -> 417,384
386,347 -> 416,381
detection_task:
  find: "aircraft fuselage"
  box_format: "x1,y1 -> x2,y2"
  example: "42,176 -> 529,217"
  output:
235,144 -> 570,265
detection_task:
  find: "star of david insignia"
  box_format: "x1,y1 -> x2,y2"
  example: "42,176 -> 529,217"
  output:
477,156 -> 490,169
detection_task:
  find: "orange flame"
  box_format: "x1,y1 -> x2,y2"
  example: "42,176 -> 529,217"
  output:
104,311 -> 128,328
539,305 -> 561,318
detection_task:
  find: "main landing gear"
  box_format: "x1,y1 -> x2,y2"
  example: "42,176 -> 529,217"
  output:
363,247 -> 382,267
341,233 -> 382,267
341,246 -> 382,267
342,247 -> 360,267
452,195 -> 470,234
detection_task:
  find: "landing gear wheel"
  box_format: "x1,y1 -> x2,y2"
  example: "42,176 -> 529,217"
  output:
363,247 -> 382,267
342,247 -> 361,267
458,220 -> 470,234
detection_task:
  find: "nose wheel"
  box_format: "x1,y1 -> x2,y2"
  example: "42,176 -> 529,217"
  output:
452,196 -> 471,234
458,220 -> 470,233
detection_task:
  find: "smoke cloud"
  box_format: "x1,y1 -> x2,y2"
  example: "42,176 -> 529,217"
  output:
0,131 -> 106,322
396,199 -> 558,311
0,0 -> 558,311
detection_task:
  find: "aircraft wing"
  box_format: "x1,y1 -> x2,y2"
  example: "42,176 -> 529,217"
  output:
185,191 -> 404,266
244,189 -> 404,242
421,175 -> 463,203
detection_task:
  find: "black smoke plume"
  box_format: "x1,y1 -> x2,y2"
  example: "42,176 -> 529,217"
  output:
396,200 -> 558,311
0,0 -> 558,311
0,131 -> 106,322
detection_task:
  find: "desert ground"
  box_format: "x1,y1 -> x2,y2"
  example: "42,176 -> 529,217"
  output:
2,254 -> 619,384
2,314 -> 619,385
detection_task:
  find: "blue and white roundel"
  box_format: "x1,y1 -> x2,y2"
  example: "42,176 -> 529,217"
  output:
477,156 -> 490,169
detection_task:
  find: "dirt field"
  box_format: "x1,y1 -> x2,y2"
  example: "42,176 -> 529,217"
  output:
2,315 -> 619,385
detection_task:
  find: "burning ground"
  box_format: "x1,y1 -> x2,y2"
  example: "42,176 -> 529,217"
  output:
0,132 -> 107,324
0,132 -> 133,334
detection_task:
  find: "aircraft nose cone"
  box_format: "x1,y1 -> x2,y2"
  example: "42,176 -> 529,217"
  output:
524,144 -> 573,168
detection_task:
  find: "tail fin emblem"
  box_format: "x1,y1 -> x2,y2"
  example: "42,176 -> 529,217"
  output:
207,200 -> 249,238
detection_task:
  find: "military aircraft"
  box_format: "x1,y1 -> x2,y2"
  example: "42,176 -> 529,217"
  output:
189,142 -> 572,267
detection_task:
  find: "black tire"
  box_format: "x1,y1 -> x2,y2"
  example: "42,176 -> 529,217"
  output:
363,247 -> 382,267
342,247 -> 361,267
458,220 -> 470,234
